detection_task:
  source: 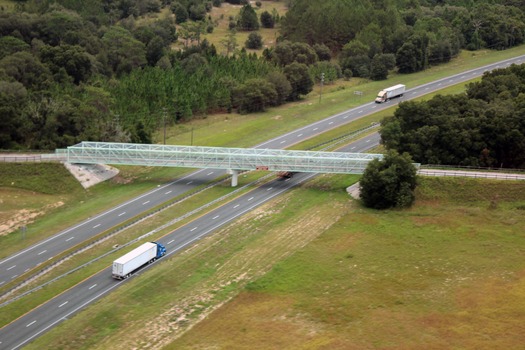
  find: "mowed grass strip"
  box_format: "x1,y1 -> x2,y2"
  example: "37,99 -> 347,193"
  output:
23,176 -> 525,349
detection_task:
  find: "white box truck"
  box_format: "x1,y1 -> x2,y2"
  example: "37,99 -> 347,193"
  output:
375,84 -> 405,103
112,242 -> 166,279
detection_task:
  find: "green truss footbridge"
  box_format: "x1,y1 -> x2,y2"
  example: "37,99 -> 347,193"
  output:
58,142 -> 384,186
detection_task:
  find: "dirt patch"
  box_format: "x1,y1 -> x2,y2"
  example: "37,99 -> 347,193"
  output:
0,201 -> 64,236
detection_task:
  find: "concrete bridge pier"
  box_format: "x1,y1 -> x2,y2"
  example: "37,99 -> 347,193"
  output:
228,169 -> 239,187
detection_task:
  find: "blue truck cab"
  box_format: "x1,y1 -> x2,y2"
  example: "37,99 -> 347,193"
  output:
153,242 -> 166,259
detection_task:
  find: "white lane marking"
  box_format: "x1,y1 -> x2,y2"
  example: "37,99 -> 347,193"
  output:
328,121 -> 334,125
297,133 -> 303,137
7,265 -> 16,271
343,115 -> 349,119
26,321 -> 36,327
280,140 -> 286,144
89,284 -> 97,290
11,274 -> 18,279
93,224 -> 101,228
313,128 -> 318,131
359,110 -> 363,113
233,204 -> 240,209
366,139 -> 371,143
25,268 -> 30,272
212,215 -> 219,220
425,87 -> 429,90
207,172 -> 214,176
167,239 -> 174,245
412,92 -> 417,94
267,187 -> 273,191
186,181 -> 193,185
142,200 -> 150,205
351,146 -> 356,150
371,105 -> 377,109
190,227 -> 197,232
0,281 -> 5,286
59,301 -> 68,308
438,83 -> 442,86
248,197 -> 254,201
461,75 -> 466,78
38,250 -> 47,255
118,212 -> 126,217
165,190 -> 172,194
65,236 -> 74,242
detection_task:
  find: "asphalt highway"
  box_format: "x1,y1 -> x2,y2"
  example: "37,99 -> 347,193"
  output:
0,132 -> 380,350
1,54 -> 525,349
2,54 -> 524,285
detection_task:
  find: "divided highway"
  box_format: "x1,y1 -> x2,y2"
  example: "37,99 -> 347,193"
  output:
4,54 -> 525,285
0,133 -> 379,350
1,54 -> 525,349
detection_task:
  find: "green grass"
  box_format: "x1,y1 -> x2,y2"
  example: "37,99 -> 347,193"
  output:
3,38 -> 525,348
0,165 -> 192,258
166,177 -> 525,350
0,170 -> 272,325
23,176 -> 525,349
0,163 -> 83,195
184,2 -> 288,55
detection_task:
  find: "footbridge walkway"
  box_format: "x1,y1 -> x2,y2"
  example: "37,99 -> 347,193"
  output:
57,141 -> 384,186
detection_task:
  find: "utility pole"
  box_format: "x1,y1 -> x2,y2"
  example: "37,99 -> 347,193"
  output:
319,72 -> 325,103
162,108 -> 167,145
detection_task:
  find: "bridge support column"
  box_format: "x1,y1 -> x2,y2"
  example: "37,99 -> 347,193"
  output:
228,169 -> 239,187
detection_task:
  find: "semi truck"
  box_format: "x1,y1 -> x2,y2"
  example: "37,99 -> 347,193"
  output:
112,241 -> 166,279
374,84 -> 405,103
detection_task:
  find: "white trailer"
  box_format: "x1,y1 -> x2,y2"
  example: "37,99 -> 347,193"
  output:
112,242 -> 160,279
375,84 -> 405,103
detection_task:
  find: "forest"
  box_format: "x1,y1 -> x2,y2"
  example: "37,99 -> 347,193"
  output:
1,0 -> 525,152
380,64 -> 525,169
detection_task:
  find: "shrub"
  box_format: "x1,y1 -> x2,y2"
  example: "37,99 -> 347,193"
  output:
245,32 -> 263,49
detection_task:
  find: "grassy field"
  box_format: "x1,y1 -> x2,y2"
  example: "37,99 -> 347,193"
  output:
200,1 -> 288,55
2,9 -> 525,346
24,176 -> 525,349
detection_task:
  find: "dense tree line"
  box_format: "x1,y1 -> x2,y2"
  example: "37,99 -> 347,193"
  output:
380,64 -> 525,169
2,0 -> 525,151
0,1 -> 321,149
281,0 -> 525,79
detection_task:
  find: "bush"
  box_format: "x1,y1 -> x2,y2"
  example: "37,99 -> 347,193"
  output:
171,2 -> 188,24
260,11 -> 274,28
313,43 -> 331,61
359,151 -> 418,209
237,4 -> 259,31
245,32 -> 263,49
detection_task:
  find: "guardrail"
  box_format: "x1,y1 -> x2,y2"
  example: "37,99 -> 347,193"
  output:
0,154 -> 65,162
418,169 -> 525,180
